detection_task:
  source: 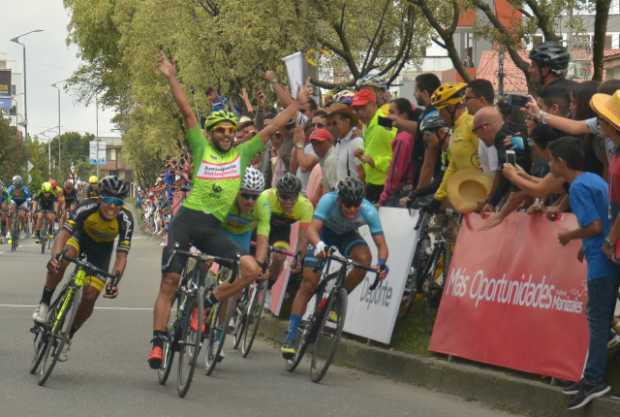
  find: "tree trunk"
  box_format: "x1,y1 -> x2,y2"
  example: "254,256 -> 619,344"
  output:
592,0 -> 611,81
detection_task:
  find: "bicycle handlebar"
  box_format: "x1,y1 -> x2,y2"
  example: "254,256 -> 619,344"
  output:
171,248 -> 240,270
250,240 -> 297,259
323,248 -> 383,291
58,252 -> 116,280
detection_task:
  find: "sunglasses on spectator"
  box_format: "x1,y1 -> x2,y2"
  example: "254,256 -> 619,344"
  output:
213,126 -> 236,136
101,196 -> 124,206
278,192 -> 298,202
312,122 -> 326,129
472,123 -> 490,134
240,192 -> 259,201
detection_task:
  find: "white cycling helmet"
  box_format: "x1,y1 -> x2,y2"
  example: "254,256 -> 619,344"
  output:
241,167 -> 265,193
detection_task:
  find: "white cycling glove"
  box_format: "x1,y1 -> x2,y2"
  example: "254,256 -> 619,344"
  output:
313,241 -> 327,257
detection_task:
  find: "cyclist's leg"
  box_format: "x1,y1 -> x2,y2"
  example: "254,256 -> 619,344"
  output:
334,230 -> 371,292
282,266 -> 321,351
70,239 -> 112,337
266,224 -> 291,284
34,209 -> 43,236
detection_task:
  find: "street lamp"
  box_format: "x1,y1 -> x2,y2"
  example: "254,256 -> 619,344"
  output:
51,80 -> 66,179
34,126 -> 60,177
10,29 -> 44,141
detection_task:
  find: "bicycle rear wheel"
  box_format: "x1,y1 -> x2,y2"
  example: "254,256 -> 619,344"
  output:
241,282 -> 266,358
10,216 -> 18,252
176,289 -> 203,398
204,302 -> 226,376
310,287 -> 347,383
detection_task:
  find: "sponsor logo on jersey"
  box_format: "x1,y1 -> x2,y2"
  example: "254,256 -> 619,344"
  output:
196,156 -> 241,180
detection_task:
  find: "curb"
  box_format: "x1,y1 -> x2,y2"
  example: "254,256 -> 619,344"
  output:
258,314 -> 620,417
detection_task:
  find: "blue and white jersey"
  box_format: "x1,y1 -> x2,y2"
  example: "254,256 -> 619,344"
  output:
313,192 -> 383,236
7,185 -> 31,204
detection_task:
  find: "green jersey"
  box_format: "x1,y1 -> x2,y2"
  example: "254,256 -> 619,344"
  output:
183,125 -> 264,222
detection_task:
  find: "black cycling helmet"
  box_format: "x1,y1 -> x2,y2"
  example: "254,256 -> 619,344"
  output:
337,177 -> 365,206
276,173 -> 302,195
420,113 -> 448,132
100,175 -> 129,198
529,41 -> 570,74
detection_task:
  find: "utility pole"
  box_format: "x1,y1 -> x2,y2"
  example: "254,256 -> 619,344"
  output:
498,47 -> 505,96
51,82 -> 62,178
96,95 -> 100,178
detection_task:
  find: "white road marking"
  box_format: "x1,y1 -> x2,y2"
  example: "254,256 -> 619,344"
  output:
0,303 -> 152,311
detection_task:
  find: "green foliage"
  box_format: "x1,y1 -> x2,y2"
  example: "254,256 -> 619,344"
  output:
0,116 -> 27,185
63,0 -> 430,185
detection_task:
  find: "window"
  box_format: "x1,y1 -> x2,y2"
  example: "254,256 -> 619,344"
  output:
425,38 -> 448,57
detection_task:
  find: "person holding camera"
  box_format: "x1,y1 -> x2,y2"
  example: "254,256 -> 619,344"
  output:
379,98 -> 422,206
351,87 -> 397,203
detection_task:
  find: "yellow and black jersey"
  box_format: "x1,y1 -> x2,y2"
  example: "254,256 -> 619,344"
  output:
64,201 -> 134,252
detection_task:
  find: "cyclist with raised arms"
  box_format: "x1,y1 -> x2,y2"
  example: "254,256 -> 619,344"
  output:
256,173 -> 313,286
281,177 -> 389,358
148,50 -> 302,369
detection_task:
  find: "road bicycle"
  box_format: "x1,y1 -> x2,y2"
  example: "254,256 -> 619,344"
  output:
285,248 -> 380,383
156,247 -> 238,397
231,244 -> 297,358
29,253 -> 116,386
399,197 -> 460,319
39,214 -> 56,254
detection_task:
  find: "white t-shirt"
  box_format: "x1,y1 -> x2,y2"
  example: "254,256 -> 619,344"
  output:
319,146 -> 338,191
334,129 -> 364,183
586,117 -> 616,165
478,141 -> 499,175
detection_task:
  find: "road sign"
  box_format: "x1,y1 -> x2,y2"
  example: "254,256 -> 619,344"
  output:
89,140 -> 106,165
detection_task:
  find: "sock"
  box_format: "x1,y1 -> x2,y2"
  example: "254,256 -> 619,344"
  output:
40,287 -> 54,305
286,314 -> 302,344
152,330 -> 167,347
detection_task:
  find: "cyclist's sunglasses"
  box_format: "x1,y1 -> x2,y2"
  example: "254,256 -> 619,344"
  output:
240,192 -> 259,201
341,201 -> 361,209
278,192 -> 298,202
101,196 -> 124,206
213,126 -> 236,136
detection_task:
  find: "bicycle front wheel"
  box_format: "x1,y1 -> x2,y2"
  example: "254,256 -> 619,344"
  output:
157,293 -> 180,385
29,326 -> 50,375
204,302 -> 226,376
310,287 -> 347,383
37,297 -> 68,386
232,290 -> 249,350
241,282 -> 266,358
176,289 -> 203,398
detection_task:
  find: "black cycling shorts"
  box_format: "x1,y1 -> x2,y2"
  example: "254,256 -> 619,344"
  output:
66,231 -> 114,292
161,206 -> 240,274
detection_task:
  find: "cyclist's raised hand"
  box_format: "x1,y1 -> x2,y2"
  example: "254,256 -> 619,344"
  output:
158,50 -> 177,79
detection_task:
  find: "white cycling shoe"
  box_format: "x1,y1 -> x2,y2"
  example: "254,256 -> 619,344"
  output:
32,303 -> 49,324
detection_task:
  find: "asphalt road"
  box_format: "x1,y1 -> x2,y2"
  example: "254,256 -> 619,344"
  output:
0,232 -> 526,417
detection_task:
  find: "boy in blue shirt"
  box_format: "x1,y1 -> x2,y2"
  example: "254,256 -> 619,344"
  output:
548,136 -> 619,410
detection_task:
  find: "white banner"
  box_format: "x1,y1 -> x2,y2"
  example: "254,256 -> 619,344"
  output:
343,207 -> 420,344
89,140 -> 106,165
282,51 -> 305,99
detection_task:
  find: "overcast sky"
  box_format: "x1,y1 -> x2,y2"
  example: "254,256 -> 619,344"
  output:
0,0 -> 116,140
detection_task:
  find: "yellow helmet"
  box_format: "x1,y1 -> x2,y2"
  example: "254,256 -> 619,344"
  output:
42,182 -> 52,192
430,82 -> 467,110
88,175 -> 99,185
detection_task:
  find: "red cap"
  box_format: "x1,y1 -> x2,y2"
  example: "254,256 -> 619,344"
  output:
309,128 -> 334,143
352,88 -> 377,107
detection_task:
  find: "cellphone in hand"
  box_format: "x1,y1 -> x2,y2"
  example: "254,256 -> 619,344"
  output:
377,116 -> 393,129
505,94 -> 530,108
505,150 -> 517,164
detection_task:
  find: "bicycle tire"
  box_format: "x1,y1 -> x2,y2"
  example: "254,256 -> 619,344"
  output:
424,247 -> 444,312
37,293 -> 70,386
11,216 -> 18,252
241,282 -> 265,358
310,287 -> 347,383
30,326 -> 50,375
157,293 -> 180,385
285,320 -> 311,373
40,217 -> 48,254
232,289 -> 249,350
204,302 -> 226,376
176,289 -> 203,398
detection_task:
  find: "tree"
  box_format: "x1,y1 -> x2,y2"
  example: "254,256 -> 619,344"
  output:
592,0 -> 611,81
0,115 -> 27,184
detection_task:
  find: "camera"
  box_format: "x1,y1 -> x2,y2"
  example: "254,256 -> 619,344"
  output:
503,94 -> 530,108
